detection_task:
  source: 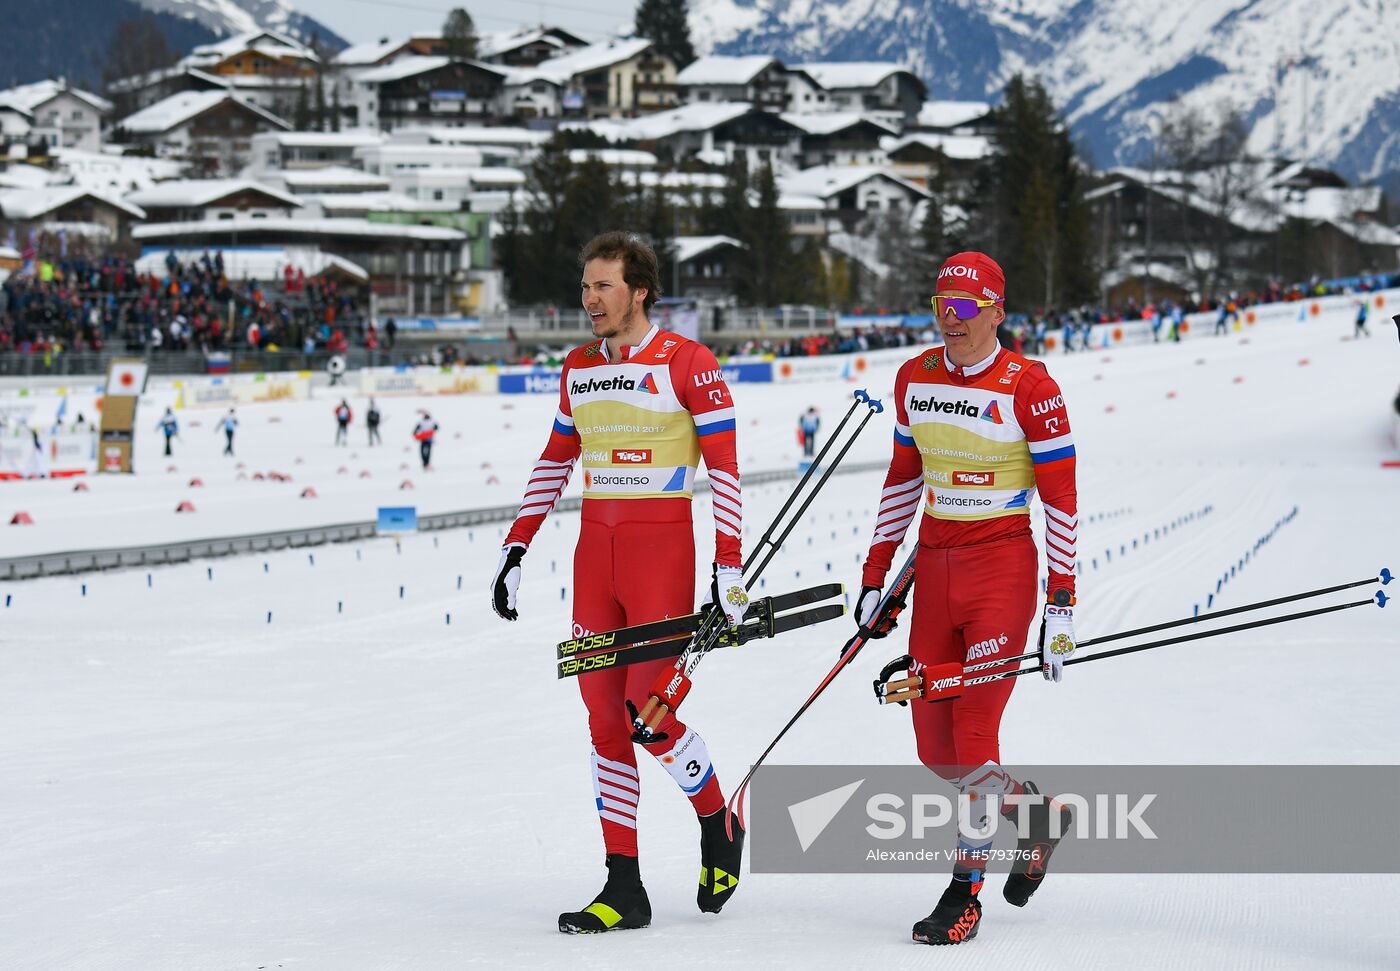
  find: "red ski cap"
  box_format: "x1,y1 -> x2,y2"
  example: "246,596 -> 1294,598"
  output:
935,251 -> 1005,303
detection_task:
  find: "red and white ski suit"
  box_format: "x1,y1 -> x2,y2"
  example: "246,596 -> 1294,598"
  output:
863,344 -> 1077,788
506,325 -> 741,855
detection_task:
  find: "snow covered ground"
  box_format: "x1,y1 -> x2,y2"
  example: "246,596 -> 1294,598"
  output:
2,307 -> 1399,969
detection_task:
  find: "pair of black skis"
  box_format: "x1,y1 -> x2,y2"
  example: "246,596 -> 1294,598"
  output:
555,582 -> 845,679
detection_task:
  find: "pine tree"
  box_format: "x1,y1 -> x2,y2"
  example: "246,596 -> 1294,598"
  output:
740,162 -> 794,305
102,16 -> 176,88
968,75 -> 1097,312
293,79 -> 312,131
635,0 -> 696,70
443,8 -> 479,60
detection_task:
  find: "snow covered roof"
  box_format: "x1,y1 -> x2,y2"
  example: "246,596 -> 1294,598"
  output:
135,247 -> 367,281
916,100 -> 992,129
885,132 -> 992,161
0,80 -> 111,115
263,131 -> 386,149
568,148 -> 657,167
779,165 -> 931,200
125,179 -> 302,210
791,63 -> 914,90
312,192 -> 461,215
132,217 -> 465,243
777,193 -> 826,211
335,36 -> 413,67
0,244 -> 21,260
779,112 -> 898,136
275,167 -> 391,190
117,91 -> 290,134
0,98 -> 33,118
188,31 -> 314,64
534,38 -> 654,83
0,186 -> 145,221
675,55 -> 779,86
673,235 -> 743,263
393,125 -> 552,148
0,165 -> 55,190
354,56 -> 453,84
478,26 -> 587,60
576,101 -> 758,142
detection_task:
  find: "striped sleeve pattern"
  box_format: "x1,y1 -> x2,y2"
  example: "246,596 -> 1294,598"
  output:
862,361 -> 923,588
873,476 -> 923,545
1014,366 -> 1078,601
518,450 -> 574,518
1043,503 -> 1078,586
504,366 -> 581,549
709,468 -> 742,542
676,343 -> 743,567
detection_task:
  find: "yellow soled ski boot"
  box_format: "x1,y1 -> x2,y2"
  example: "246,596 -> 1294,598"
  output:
558,854 -> 651,934
697,809 -> 744,913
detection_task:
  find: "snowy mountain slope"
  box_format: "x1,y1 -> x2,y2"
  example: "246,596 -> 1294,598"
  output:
132,0 -> 348,49
694,0 -> 1400,183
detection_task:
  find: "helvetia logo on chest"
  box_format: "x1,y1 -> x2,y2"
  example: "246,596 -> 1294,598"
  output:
909,396 -> 1004,424
571,372 -> 660,395
571,375 -> 635,395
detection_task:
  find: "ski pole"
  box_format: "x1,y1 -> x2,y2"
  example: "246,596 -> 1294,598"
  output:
957,569 -> 1394,676
900,589 -> 1387,701
1078,569 -> 1392,652
651,387 -> 876,683
632,389 -> 885,739
744,389 -> 882,582
724,545 -> 919,835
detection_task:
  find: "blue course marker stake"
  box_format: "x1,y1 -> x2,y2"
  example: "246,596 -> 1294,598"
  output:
147,574 -> 153,587
3,594 -> 9,607
81,584 -> 87,597
267,611 -> 272,624
264,563 -> 269,573
433,536 -> 439,549
309,553 -> 315,567
356,549 -> 362,561
399,585 -> 405,599
1208,593 -> 1214,608
560,586 -> 567,601
446,613 -> 451,625
207,567 -> 213,581
338,601 -> 343,614
457,575 -> 463,590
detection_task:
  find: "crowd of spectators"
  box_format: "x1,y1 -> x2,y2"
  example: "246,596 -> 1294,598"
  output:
0,250 -> 371,357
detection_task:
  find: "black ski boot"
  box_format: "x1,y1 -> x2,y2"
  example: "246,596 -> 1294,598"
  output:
912,876 -> 982,945
558,854 -> 652,934
697,808 -> 744,913
1002,780 -> 1074,908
